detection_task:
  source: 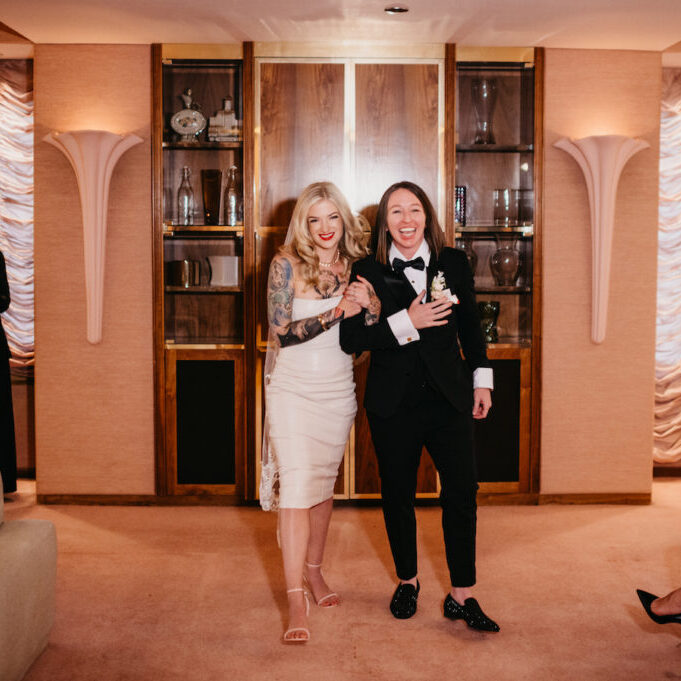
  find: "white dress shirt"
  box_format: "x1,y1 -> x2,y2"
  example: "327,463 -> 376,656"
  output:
386,242 -> 493,390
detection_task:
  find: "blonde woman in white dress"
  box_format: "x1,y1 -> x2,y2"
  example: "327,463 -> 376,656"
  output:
261,182 -> 380,643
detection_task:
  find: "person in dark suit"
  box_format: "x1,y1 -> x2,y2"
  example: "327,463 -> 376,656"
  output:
0,250 -> 17,495
340,181 -> 499,631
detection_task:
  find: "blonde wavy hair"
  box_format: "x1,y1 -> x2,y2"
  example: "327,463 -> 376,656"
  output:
282,181 -> 369,288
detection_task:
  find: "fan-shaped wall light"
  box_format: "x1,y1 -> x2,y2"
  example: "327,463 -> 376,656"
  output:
553,134 -> 649,344
44,130 -> 143,344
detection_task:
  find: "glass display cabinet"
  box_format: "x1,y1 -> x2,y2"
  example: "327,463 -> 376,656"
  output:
455,57 -> 540,495
153,49 -> 249,498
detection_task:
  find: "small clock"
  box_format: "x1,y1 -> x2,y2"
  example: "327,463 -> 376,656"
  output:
170,108 -> 207,142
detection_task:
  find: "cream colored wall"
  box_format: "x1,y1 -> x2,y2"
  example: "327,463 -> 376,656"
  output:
541,49 -> 660,494
34,45 -> 154,495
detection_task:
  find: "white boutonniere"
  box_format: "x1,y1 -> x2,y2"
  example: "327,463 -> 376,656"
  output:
430,271 -> 459,304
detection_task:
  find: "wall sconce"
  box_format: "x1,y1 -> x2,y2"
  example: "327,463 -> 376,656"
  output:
44,130 -> 143,344
553,134 -> 649,344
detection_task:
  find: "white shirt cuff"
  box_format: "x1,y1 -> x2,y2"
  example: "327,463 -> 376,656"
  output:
473,367 -> 494,390
387,309 -> 420,346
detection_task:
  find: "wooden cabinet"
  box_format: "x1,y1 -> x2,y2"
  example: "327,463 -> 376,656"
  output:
151,44 -> 542,503
455,51 -> 542,495
153,46 -> 253,498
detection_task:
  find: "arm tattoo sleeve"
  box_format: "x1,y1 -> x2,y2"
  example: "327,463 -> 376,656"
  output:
364,290 -> 380,326
267,256 -> 344,348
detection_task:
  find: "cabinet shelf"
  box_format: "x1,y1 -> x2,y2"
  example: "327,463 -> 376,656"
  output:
456,144 -> 533,153
163,223 -> 244,237
475,285 -> 531,294
457,225 -> 533,237
487,338 -> 532,349
165,285 -> 241,294
165,338 -> 245,350
162,140 -> 242,150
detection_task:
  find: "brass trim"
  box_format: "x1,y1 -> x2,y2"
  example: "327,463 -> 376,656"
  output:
164,342 -> 246,350
162,44 -> 243,60
254,42 -> 445,59
173,484 -> 239,494
456,47 -> 534,63
478,482 -> 521,494
254,350 -> 263,500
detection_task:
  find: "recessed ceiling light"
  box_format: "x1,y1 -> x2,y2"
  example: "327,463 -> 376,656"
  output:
384,4 -> 409,14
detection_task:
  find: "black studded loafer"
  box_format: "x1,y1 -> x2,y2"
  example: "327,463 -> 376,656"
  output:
390,580 -> 420,619
443,594 -> 500,632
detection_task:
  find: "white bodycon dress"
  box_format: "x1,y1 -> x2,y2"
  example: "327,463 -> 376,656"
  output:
266,296 -> 357,509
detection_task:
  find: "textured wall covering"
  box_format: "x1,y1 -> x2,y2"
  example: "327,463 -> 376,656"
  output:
542,49 -> 660,494
655,69 -> 681,464
34,45 -> 154,495
0,59 -> 33,373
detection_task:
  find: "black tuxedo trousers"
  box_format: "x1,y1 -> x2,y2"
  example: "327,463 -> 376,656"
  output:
340,248 -> 489,588
368,383 -> 478,587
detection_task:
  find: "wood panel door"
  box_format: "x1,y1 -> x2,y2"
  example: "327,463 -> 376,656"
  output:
258,61 -> 346,228
256,60 -> 347,345
354,62 -> 442,223
351,60 -> 443,497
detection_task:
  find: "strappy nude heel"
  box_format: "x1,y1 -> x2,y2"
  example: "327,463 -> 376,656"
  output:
304,562 -> 340,608
283,588 -> 310,643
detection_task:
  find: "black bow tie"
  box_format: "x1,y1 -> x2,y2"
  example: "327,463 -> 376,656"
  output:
392,256 -> 425,273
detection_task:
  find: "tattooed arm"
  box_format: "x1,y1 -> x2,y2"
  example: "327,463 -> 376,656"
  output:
267,254 -> 355,348
344,275 -> 381,326
364,287 -> 380,326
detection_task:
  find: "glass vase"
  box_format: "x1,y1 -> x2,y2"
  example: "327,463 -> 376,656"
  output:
489,237 -> 521,286
471,78 -> 497,145
478,301 -> 500,344
493,188 -> 519,227
456,237 -> 478,277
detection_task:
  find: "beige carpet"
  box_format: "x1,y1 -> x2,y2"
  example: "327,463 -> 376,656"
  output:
5,480 -> 681,681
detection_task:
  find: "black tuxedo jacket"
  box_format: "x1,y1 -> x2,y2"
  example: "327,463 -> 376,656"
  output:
0,251 -> 10,361
339,247 -> 489,418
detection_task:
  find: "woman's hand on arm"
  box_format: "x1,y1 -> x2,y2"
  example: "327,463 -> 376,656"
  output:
268,255 -> 351,347
344,275 -> 381,326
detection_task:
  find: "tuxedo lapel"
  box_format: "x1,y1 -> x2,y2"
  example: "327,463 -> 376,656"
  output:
426,256 -> 439,302
381,262 -> 416,310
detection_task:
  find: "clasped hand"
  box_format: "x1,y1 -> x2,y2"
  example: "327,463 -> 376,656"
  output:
341,275 -> 377,318
407,291 -> 453,329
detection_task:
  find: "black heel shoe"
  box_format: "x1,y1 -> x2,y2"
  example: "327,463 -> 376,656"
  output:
636,589 -> 681,625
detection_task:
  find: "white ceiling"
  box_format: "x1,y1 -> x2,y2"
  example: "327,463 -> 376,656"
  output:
2,0 -> 681,53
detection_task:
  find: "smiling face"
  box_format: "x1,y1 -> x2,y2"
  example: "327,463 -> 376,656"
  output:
385,188 -> 426,259
306,199 -> 343,260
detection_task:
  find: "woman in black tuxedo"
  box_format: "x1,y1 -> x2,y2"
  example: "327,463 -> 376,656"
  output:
340,181 -> 499,631
0,250 -> 17,495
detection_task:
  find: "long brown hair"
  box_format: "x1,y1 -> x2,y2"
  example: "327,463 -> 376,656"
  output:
372,181 -> 445,265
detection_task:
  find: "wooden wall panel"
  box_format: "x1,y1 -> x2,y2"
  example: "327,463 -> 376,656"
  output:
259,62 -> 346,226
355,63 -> 439,221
